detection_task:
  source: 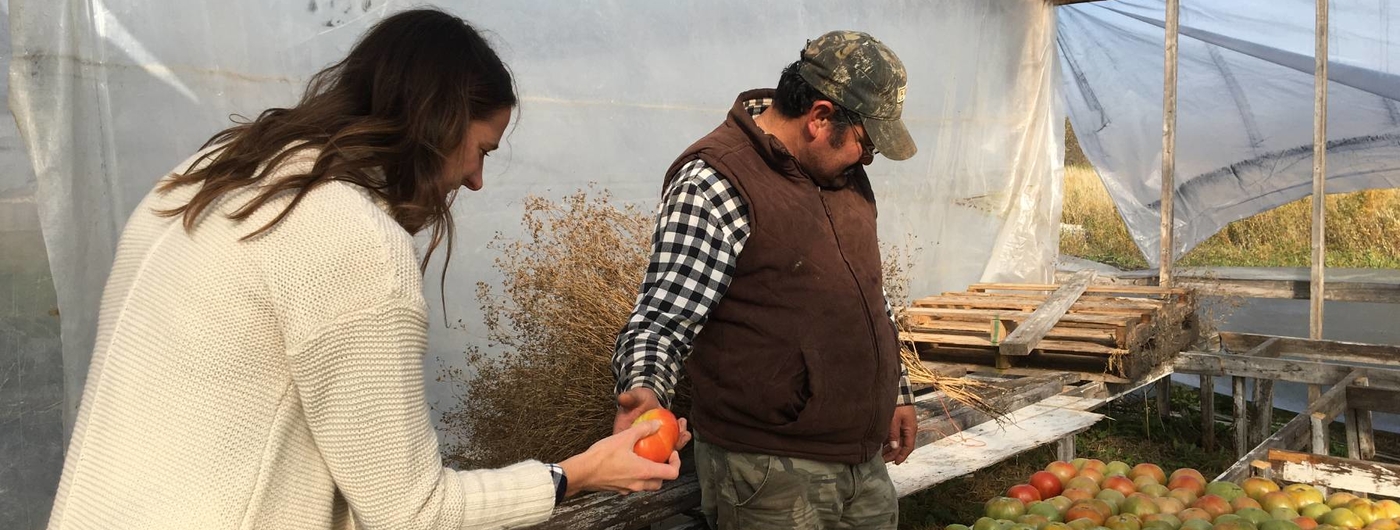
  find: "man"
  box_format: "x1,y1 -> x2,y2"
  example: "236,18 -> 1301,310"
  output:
612,31 -> 919,529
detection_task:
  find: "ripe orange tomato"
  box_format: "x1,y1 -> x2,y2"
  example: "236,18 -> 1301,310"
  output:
632,408 -> 679,463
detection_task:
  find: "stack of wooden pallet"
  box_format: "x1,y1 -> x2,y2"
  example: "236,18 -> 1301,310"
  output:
899,271 -> 1196,382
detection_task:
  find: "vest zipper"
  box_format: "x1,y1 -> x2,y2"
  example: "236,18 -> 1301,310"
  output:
817,188 -> 884,462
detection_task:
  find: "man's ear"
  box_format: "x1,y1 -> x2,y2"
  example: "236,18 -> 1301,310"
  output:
805,100 -> 837,140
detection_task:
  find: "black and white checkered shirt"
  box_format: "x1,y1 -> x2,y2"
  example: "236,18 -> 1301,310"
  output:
612,99 -> 914,410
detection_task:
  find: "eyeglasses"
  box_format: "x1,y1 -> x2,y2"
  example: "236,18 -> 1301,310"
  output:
852,122 -> 878,162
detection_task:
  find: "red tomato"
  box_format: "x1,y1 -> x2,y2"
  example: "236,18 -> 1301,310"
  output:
1030,470 -> 1065,499
1008,483 -> 1043,504
632,408 -> 679,463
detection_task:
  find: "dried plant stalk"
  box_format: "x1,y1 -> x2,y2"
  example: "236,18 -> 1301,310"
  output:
436,188 -> 691,469
882,238 -> 999,416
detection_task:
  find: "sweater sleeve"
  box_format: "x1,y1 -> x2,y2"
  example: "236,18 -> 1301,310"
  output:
287,296 -> 555,530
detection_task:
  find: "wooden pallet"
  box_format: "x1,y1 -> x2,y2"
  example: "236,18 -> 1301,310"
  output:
900,271 -> 1197,379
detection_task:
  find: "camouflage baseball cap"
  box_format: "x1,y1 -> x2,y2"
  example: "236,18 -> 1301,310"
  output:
798,31 -> 917,161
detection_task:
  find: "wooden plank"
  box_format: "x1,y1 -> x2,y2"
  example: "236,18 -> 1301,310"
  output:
1041,393 -> 1111,412
1202,374 -> 1217,452
889,403 -> 1104,497
1220,333 -> 1400,368
913,373 -> 1075,447
1063,381 -> 1110,400
1067,267 -> 1400,304
526,473 -> 700,530
1160,0 -> 1180,286
1346,386 -> 1400,415
968,283 -> 1186,297
1173,352 -> 1400,391
1217,369 -> 1360,482
904,332 -> 1127,357
907,320 -> 1119,344
925,290 -> 1165,310
902,306 -> 1131,327
1310,0 -> 1329,341
921,361 -> 1129,383
1104,360 -> 1176,402
913,294 -> 1161,314
1269,449 -> 1400,497
1242,338 -> 1284,359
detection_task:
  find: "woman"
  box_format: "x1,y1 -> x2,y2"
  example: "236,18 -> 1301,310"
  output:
47,8 -> 687,530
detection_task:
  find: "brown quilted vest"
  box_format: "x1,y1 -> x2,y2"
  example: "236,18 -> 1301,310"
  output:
664,89 -> 900,464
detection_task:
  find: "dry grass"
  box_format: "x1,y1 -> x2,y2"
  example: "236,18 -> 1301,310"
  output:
435,188 -> 687,469
1060,165 -> 1400,270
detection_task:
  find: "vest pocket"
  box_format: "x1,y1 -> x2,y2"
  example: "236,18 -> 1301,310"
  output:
713,346 -> 811,427
768,347 -> 813,425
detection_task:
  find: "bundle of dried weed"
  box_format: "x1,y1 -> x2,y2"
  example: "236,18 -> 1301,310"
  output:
882,239 -> 1000,416
436,188 -> 691,469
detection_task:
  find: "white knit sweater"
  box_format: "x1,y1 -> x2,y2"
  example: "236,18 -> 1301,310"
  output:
48,148 -> 556,530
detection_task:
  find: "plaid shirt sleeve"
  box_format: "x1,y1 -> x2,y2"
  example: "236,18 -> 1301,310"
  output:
610,158 -> 916,408
886,292 -> 916,406
612,160 -> 749,408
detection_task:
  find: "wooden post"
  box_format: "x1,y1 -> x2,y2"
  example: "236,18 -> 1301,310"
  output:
1360,408 -> 1376,460
1347,378 -> 1375,461
1244,338 -> 1282,447
1159,0 -> 1181,286
1251,460 -> 1273,480
1312,412 -> 1329,455
1309,0 -> 1328,341
1252,377 -> 1276,447
1157,379 -> 1172,421
1201,375 -> 1216,451
1235,376 -> 1249,458
1058,434 -> 1077,462
1215,370 -> 1360,483
1347,410 -> 1361,460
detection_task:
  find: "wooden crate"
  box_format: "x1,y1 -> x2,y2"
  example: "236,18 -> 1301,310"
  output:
899,277 -> 1197,380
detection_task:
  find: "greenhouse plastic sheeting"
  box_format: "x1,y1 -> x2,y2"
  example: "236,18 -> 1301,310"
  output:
1059,0 -> 1400,266
9,0 -> 1064,435
1,0 -> 66,526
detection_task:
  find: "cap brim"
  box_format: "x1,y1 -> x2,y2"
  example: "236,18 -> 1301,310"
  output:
865,116 -> 917,161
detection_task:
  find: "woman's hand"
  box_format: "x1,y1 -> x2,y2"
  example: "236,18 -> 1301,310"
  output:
558,420 -> 683,497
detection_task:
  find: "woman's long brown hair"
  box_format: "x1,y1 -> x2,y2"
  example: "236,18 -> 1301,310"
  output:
159,8 -> 516,280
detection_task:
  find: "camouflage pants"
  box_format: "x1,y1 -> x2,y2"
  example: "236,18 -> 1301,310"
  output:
694,438 -> 898,530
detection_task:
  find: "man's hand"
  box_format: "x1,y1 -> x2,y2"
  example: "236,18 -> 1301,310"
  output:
882,404 -> 918,465
612,387 -> 663,435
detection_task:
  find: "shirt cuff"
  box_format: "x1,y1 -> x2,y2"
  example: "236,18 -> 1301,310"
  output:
546,463 -> 567,506
622,378 -> 674,409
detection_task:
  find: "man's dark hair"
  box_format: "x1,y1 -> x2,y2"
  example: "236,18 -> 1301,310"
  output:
773,60 -> 862,147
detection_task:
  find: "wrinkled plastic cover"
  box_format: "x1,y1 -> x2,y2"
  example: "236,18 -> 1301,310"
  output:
9,0 -> 1063,425
1059,0 -> 1400,266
